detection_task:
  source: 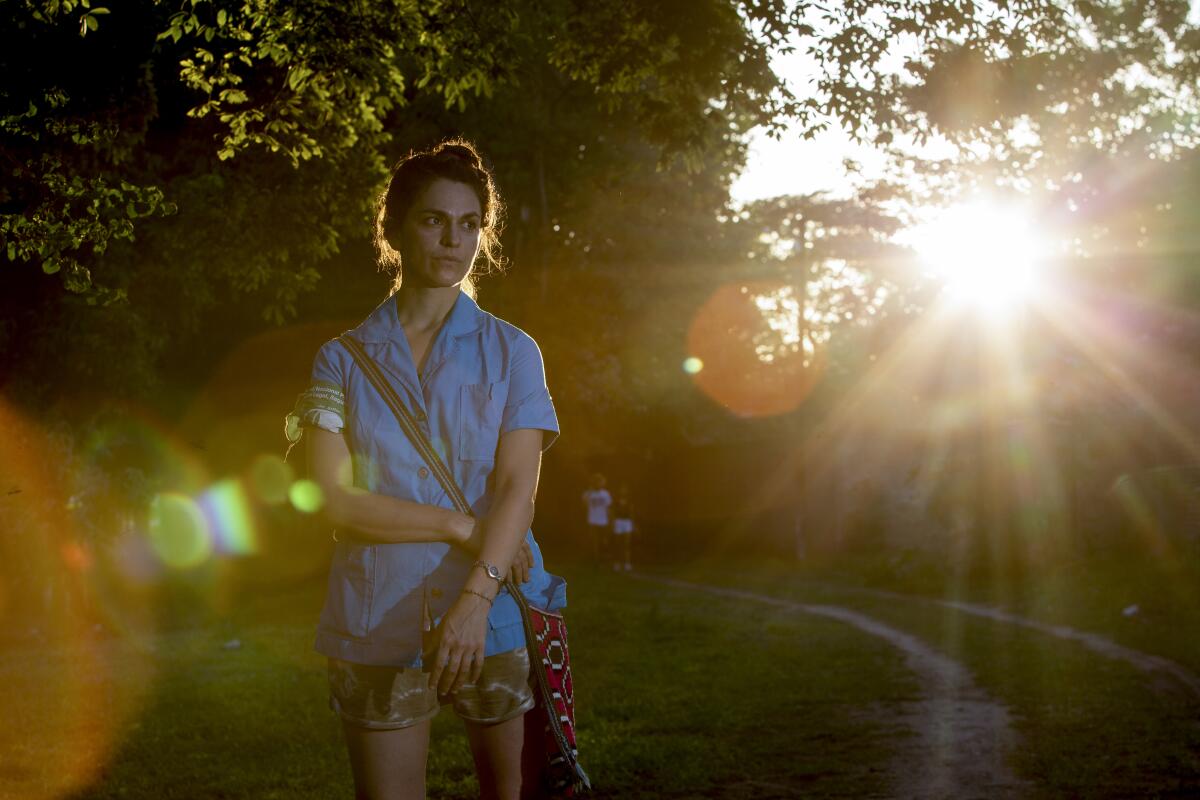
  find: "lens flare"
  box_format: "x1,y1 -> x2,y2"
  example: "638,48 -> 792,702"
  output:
248,453 -> 294,505
289,479 -> 325,513
687,281 -> 823,417
80,408 -> 210,495
59,540 -> 92,573
197,478 -> 259,555
109,526 -> 165,585
148,492 -> 213,568
0,398 -> 158,798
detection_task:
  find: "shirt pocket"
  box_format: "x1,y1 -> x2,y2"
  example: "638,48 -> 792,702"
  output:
323,542 -> 377,639
459,381 -> 506,461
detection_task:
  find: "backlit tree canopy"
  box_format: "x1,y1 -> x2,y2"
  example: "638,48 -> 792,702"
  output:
0,0 -> 788,403
797,0 -> 1199,162
0,0 -> 785,301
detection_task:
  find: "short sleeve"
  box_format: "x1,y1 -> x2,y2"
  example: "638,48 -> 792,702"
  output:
501,332 -> 560,450
284,340 -> 348,446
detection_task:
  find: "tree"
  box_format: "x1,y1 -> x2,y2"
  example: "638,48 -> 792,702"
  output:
0,0 -> 790,408
791,1 -> 1198,169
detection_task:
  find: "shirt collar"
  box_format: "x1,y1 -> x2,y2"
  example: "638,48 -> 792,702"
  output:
442,291 -> 486,338
351,290 -> 484,343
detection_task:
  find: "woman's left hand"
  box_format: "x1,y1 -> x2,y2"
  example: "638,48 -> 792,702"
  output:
429,593 -> 490,694
511,540 -> 533,584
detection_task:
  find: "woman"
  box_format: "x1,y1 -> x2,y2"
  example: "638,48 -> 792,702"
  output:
287,139 -> 565,800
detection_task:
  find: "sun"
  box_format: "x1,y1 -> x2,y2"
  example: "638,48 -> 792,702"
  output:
905,200 -> 1046,314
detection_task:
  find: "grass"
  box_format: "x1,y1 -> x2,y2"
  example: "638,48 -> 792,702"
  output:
567,568 -> 914,797
1,561 -> 915,799
667,554 -> 1200,798
4,552 -> 1198,798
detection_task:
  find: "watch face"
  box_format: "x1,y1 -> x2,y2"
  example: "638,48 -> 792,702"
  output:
487,565 -> 502,579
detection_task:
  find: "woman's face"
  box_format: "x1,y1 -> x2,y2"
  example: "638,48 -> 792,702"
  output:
397,178 -> 483,290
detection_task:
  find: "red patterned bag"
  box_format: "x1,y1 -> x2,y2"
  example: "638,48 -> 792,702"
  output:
509,583 -> 589,796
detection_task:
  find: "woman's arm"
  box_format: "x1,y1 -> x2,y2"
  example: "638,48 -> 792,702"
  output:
471,427 -> 544,581
428,427 -> 545,694
306,427 -> 474,546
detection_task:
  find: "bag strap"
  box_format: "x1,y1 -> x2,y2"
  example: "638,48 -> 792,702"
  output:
337,334 -> 525,596
338,335 -> 470,513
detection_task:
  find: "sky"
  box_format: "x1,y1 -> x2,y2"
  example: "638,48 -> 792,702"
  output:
729,47 -> 877,205
731,123 -> 885,205
729,31 -> 900,205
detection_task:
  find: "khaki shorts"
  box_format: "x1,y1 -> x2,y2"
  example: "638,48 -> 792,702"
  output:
328,647 -> 535,730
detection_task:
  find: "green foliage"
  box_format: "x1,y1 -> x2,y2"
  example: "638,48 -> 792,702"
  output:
157,0 -> 426,165
1,160 -> 168,298
22,0 -> 111,30
545,0 -> 790,159
1,0 -> 792,414
0,14 -> 169,300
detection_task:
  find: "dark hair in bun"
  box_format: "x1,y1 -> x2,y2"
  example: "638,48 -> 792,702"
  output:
374,137 -> 505,297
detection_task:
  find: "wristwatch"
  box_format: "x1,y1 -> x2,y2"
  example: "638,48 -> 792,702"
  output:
473,559 -> 503,583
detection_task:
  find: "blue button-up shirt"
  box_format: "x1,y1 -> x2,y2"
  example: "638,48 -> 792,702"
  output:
289,291 -> 564,667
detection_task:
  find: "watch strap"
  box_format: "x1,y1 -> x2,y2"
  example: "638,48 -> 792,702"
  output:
473,559 -> 503,582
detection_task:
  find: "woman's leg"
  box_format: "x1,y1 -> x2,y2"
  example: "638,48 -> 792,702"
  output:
342,718 -> 432,800
464,711 -> 544,800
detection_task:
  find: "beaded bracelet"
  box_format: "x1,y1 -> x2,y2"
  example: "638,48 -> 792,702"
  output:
462,587 -> 495,605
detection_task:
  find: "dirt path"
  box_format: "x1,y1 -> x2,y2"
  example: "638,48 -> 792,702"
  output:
938,599 -> 1200,698
853,587 -> 1200,699
634,574 -> 1029,799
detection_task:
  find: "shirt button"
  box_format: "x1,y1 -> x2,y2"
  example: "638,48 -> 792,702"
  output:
418,467 -> 429,479
430,587 -> 443,598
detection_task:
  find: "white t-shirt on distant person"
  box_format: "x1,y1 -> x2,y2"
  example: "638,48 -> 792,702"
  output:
582,489 -> 612,526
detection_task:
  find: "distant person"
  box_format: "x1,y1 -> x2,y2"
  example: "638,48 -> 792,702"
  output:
288,138 -> 565,800
581,473 -> 612,559
610,484 -> 635,571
